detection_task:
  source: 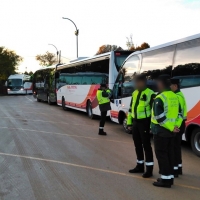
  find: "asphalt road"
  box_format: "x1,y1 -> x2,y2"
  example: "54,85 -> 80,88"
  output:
0,95 -> 199,200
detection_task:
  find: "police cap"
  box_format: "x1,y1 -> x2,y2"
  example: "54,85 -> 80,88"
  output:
171,78 -> 180,85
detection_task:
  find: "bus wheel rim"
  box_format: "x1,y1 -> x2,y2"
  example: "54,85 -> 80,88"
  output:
194,132 -> 200,152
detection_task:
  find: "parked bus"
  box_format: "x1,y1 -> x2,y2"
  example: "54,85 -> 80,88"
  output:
110,33 -> 200,156
6,74 -> 32,94
56,51 -> 133,118
32,65 -> 58,104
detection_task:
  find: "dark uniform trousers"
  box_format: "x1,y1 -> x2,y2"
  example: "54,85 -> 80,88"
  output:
132,118 -> 153,163
99,111 -> 107,128
174,122 -> 185,168
154,135 -> 174,176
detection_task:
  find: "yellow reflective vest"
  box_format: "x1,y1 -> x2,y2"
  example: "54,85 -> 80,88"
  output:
175,90 -> 187,128
127,88 -> 155,125
151,91 -> 179,132
96,89 -> 111,105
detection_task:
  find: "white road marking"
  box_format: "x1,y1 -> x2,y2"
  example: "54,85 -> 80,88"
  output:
25,96 -> 33,102
0,126 -> 132,144
0,152 -> 199,191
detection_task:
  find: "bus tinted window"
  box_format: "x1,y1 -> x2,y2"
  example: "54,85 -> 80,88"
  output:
61,59 -> 110,74
65,76 -> 72,84
81,76 -> 92,84
72,76 -> 82,85
172,38 -> 200,76
141,45 -> 175,79
91,76 -> 104,84
179,76 -> 200,89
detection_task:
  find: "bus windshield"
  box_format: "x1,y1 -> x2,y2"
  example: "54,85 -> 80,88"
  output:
8,79 -> 23,87
115,52 -> 133,71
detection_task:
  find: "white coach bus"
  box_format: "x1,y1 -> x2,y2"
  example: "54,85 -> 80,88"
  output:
6,74 -> 32,94
110,33 -> 200,156
56,51 -> 133,118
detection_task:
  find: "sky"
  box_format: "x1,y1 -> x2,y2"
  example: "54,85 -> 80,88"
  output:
0,0 -> 200,72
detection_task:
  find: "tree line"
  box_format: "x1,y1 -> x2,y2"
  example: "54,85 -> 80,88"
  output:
0,35 -> 150,84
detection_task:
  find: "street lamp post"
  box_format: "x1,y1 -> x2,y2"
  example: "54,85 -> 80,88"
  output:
62,17 -> 79,58
48,44 -> 59,62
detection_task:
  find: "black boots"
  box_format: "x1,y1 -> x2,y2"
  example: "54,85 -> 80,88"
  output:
153,179 -> 172,188
142,166 -> 153,178
157,178 -> 174,185
174,169 -> 179,178
98,129 -> 107,136
129,163 -> 144,173
178,167 -> 183,175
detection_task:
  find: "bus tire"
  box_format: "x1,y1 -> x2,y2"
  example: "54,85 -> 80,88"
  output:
87,101 -> 95,119
123,117 -> 131,134
191,128 -> 200,157
37,98 -> 41,102
47,95 -> 52,105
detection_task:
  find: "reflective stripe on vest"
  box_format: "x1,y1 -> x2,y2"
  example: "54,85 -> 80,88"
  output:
96,90 -> 110,105
151,91 -> 179,132
131,88 -> 154,119
176,91 -> 187,120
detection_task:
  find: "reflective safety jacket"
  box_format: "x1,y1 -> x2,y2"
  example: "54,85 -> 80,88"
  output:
127,88 -> 155,125
96,89 -> 111,105
96,89 -> 112,112
151,91 -> 179,132
174,90 -> 187,128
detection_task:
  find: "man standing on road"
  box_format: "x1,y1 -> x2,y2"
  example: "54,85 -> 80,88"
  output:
170,78 -> 187,176
151,75 -> 179,188
96,83 -> 112,136
127,74 -> 155,178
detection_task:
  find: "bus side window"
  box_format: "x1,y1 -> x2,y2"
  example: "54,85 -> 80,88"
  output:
172,38 -> 200,77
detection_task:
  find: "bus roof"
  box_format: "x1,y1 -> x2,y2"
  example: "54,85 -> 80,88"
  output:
125,33 -> 200,60
57,51 -> 132,70
8,74 -> 30,79
35,65 -> 56,72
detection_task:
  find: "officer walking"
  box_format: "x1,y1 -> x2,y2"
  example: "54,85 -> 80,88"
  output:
96,83 -> 112,136
170,78 -> 187,176
127,74 -> 155,178
151,75 -> 179,188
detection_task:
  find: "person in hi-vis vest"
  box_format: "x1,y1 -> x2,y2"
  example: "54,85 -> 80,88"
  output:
170,78 -> 187,177
127,74 -> 155,178
96,83 -> 112,136
151,75 -> 179,188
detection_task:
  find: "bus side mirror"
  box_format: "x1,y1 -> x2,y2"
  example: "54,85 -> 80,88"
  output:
55,72 -> 60,79
5,81 -> 7,86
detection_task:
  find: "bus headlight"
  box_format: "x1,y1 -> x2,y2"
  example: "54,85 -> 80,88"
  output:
20,88 -> 24,90
7,88 -> 10,91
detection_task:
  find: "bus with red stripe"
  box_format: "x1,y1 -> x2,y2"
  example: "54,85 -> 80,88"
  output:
56,51 -> 133,118
110,33 -> 200,156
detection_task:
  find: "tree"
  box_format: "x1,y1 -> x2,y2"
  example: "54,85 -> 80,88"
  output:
95,45 -> 123,55
0,46 -> 23,84
35,51 -> 57,66
126,35 -> 150,51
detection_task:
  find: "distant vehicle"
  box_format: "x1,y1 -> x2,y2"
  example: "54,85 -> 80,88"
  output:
56,51 -> 133,118
111,33 -> 200,156
6,74 -> 32,94
32,65 -> 59,104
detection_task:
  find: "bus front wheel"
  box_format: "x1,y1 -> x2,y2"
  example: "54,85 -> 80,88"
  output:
123,117 -> 131,134
48,95 -> 52,105
191,128 -> 200,157
87,101 -> 95,119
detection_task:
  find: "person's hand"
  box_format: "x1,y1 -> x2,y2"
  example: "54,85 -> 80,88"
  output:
127,126 -> 132,130
173,127 -> 180,133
